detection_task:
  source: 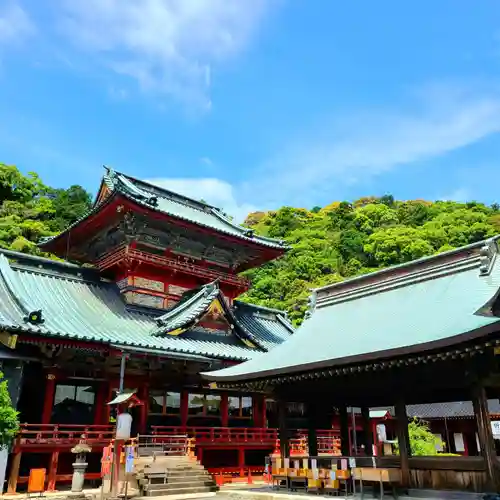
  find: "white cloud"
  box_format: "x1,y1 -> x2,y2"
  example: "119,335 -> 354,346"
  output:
52,0 -> 275,108
0,1 -> 34,45
147,177 -> 257,224
250,83 -> 500,207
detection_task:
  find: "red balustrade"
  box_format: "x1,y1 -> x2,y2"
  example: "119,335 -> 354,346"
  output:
97,246 -> 250,288
150,426 -> 341,455
151,426 -> 278,445
15,423 -> 115,451
14,424 -> 342,455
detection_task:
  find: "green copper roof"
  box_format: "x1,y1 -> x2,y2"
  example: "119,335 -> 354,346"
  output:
152,280 -> 279,350
0,250 -> 293,362
103,168 -> 286,250
205,237 -> 500,382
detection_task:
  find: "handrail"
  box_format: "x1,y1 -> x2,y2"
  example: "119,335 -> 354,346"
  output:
15,423 -> 115,449
96,245 -> 250,288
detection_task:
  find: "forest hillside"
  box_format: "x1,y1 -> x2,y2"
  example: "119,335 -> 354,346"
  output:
2,163 -> 499,325
238,197 -> 500,324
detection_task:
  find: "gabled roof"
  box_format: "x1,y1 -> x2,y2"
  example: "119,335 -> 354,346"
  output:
100,168 -> 286,250
204,237 -> 500,382
0,250 -> 293,362
150,280 -> 294,351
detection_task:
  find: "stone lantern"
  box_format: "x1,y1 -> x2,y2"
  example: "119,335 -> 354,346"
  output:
70,441 -> 92,494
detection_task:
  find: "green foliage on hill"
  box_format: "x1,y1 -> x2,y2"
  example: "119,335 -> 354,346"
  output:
0,371 -> 19,448
239,197 -> 500,325
0,163 -> 92,256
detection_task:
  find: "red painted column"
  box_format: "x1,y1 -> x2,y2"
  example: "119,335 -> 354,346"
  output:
47,451 -> 59,491
221,393 -> 229,427
238,448 -> 245,477
139,383 -> 149,434
252,397 -> 260,427
106,384 -> 114,423
261,396 -> 267,428
180,390 -> 189,428
94,382 -> 106,425
42,372 -> 56,424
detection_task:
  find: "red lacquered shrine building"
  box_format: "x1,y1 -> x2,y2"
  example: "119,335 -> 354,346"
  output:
0,168 -> 303,492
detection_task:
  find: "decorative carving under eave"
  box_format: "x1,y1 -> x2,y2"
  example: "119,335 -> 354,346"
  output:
479,238 -> 498,276
304,291 -> 317,320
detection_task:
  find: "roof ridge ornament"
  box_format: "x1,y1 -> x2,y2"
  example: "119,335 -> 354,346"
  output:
479,238 -> 498,276
304,290 -> 317,320
24,309 -> 44,325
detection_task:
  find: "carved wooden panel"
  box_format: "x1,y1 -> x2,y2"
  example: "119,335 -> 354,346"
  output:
133,277 -> 165,292
124,291 -> 165,309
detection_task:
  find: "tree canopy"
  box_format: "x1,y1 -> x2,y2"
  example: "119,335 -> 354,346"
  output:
0,371 -> 19,448
0,163 -> 92,256
2,163 -> 500,327
395,418 -> 445,456
239,197 -> 500,324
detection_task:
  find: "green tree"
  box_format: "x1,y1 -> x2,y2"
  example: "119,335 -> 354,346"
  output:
240,195 -> 500,324
403,418 -> 444,456
0,164 -> 91,256
0,371 -> 19,448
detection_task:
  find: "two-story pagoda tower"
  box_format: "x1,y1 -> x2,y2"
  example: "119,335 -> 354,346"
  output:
0,167 -> 295,493
41,168 -> 287,305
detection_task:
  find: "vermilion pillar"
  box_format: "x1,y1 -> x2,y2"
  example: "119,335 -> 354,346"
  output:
261,396 -> 267,428
94,382 -> 107,425
221,393 -> 229,427
180,390 -> 188,428
139,383 -> 149,433
42,372 -> 56,424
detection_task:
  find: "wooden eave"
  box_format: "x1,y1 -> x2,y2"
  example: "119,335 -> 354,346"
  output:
40,193 -> 284,266
215,326 -> 500,396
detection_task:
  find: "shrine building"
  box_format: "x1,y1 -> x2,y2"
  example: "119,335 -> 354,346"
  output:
0,168 -> 303,492
205,236 -> 500,493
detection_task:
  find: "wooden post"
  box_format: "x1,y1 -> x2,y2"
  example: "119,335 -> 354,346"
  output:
221,393 -> 229,427
261,396 -> 267,428
277,400 -> 289,458
394,399 -> 410,489
472,383 -> 500,491
42,373 -> 56,424
361,406 -> 373,456
339,405 -> 350,456
7,451 -> 21,494
47,451 -> 59,491
94,382 -> 106,425
139,383 -> 149,434
238,448 -> 245,477
180,390 -> 189,428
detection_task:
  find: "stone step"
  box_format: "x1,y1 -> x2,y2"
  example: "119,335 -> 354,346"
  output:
144,485 -> 218,497
140,474 -> 212,485
139,477 -> 213,488
144,480 -> 215,491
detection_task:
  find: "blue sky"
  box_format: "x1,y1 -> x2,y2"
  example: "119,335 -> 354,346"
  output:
1,0 -> 500,221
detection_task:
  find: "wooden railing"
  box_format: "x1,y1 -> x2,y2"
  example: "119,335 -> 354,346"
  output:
97,245 -> 250,288
150,426 -> 341,454
14,424 -> 115,451
151,426 -> 278,444
14,424 -> 341,454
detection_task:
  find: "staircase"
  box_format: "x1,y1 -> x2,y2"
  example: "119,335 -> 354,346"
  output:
136,455 -> 218,497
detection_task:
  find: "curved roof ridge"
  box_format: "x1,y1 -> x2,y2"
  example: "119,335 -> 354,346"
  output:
155,281 -> 219,327
315,236 -> 500,298
0,255 -> 37,317
110,167 -> 219,211
317,255 -> 482,309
